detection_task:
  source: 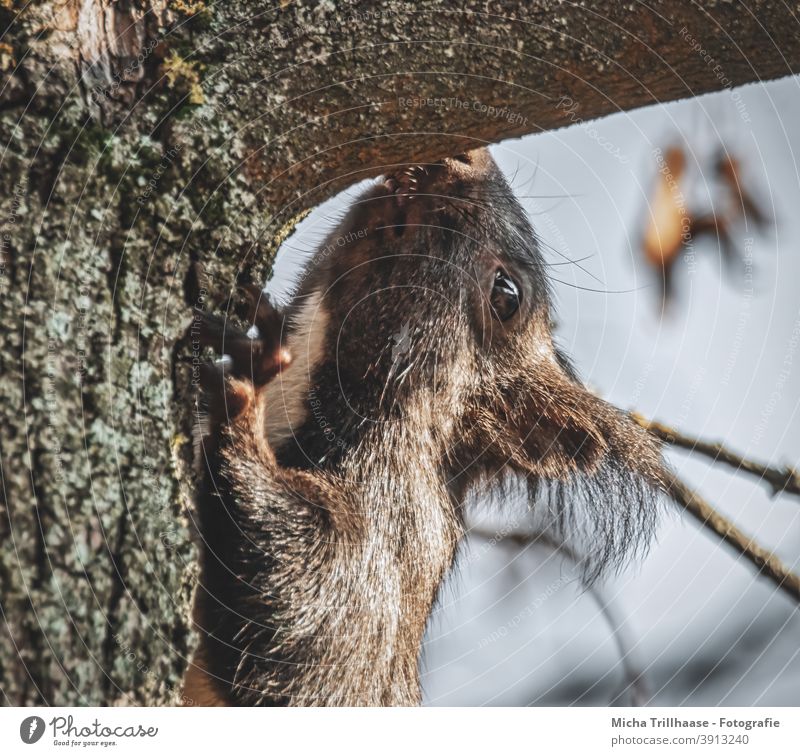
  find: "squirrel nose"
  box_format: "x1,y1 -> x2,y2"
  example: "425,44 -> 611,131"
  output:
440,147 -> 497,183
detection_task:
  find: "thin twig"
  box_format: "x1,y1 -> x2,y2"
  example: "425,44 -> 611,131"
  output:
661,469 -> 800,603
632,414 -> 800,498
472,408 -> 800,607
630,414 -> 800,601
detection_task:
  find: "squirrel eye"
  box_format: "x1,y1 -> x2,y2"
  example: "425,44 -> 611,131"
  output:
490,269 -> 521,322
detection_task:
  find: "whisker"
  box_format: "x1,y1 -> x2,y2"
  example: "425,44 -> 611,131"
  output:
544,254 -> 596,267
549,278 -> 652,295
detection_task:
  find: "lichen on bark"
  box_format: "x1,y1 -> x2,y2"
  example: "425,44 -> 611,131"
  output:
0,0 -> 281,705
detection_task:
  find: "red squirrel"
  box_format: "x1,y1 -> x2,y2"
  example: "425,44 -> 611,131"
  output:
185,148 -> 665,705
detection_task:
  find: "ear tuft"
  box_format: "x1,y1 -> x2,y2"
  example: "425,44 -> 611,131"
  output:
466,356 -> 666,581
496,360 -> 614,479
524,397 -> 609,477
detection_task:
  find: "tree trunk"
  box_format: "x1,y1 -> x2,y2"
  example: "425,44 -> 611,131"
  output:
1,0 -> 798,705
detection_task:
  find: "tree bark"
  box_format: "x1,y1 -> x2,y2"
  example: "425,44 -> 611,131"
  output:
1,0 -> 798,705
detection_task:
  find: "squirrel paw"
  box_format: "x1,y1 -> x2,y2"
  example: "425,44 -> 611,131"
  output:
194,285 -> 291,385
192,286 -> 292,422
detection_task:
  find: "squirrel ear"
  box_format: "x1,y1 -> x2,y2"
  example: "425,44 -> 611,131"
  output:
501,358 -> 666,488
505,361 -> 609,479
465,354 -> 664,486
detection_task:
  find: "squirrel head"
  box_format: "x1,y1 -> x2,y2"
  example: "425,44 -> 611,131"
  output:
279,147 -> 664,576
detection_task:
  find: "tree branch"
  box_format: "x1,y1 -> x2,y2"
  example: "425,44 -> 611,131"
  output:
625,414 -> 800,602
660,470 -> 800,604
633,416 -> 800,498
10,2 -> 800,212
206,0 -> 800,210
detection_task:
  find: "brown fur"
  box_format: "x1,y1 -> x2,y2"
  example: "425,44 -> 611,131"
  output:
184,149 -> 666,705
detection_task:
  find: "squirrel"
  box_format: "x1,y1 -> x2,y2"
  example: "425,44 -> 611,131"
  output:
184,148 -> 666,706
